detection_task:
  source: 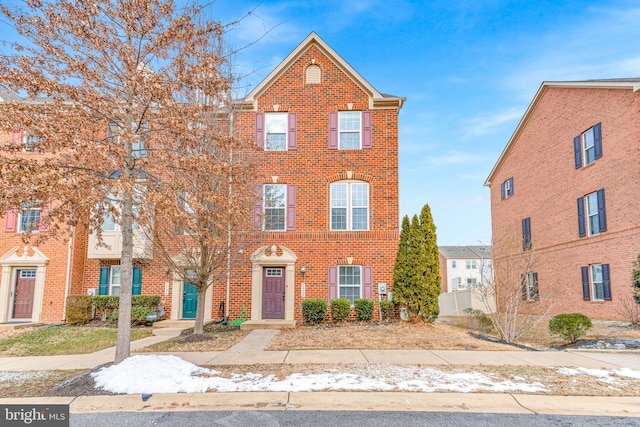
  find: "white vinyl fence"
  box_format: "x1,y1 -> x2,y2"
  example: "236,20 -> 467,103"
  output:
438,286 -> 495,316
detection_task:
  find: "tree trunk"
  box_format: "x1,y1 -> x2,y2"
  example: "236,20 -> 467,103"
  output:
115,187 -> 134,363
194,284 -> 207,335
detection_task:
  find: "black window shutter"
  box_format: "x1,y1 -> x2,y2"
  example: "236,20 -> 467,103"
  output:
522,217 -> 531,251
593,122 -> 602,160
500,182 -> 505,200
520,274 -> 527,300
597,189 -> 607,232
574,135 -> 582,168
581,266 -> 590,300
577,197 -> 586,237
602,264 -> 612,301
532,272 -> 539,301
508,177 -> 514,196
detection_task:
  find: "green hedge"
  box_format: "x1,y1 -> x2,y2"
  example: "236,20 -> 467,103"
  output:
549,313 -> 593,344
330,298 -> 351,322
354,298 -> 374,321
301,298 -> 327,324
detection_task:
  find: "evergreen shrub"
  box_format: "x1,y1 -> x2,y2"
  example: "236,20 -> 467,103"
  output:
301,298 -> 327,324
354,298 -> 374,321
330,298 -> 351,322
549,313 -> 592,343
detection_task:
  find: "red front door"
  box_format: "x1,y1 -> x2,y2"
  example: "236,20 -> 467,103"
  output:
262,267 -> 285,319
13,269 -> 36,319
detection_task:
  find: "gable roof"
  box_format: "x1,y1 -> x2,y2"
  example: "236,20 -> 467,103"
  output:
484,78 -> 640,186
439,245 -> 492,259
0,85 -> 22,102
235,32 -> 405,110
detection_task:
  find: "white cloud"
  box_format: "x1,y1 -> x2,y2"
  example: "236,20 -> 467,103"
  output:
461,109 -> 523,139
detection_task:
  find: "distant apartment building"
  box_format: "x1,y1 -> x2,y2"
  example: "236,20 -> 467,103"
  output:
438,246 -> 492,293
485,79 -> 640,320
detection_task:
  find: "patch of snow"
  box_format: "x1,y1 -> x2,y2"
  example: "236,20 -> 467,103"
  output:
91,355 -> 548,395
556,367 -> 640,384
0,371 -> 48,385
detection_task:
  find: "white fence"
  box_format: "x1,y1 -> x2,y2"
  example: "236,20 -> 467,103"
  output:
438,286 -> 495,316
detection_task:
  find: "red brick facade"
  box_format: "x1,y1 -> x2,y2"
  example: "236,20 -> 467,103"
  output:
1,33 -> 403,324
486,81 -> 640,320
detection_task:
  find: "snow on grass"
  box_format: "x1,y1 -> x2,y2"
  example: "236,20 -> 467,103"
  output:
91,355 -> 549,395
0,371 -> 49,385
557,367 -> 640,383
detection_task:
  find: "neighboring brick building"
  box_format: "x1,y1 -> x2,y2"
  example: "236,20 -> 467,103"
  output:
438,246 -> 492,293
1,33 -> 404,325
485,79 -> 640,320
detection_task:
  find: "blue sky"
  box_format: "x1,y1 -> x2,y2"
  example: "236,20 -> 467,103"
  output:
3,1 -> 639,245
210,0 -> 640,245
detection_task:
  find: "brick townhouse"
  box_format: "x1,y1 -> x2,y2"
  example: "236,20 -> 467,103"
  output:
1,33 -> 404,325
485,79 -> 640,320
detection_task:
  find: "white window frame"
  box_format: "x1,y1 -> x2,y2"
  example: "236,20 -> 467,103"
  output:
330,181 -> 369,231
504,178 -> 513,197
109,265 -> 122,296
23,133 -> 41,152
264,113 -> 288,151
586,192 -> 600,236
583,126 -> 596,166
524,272 -> 537,301
338,111 -> 361,150
264,184 -> 286,231
590,264 -> 604,301
465,260 -> 477,270
451,260 -> 456,269
338,265 -> 361,305
18,202 -> 41,232
466,278 -> 477,286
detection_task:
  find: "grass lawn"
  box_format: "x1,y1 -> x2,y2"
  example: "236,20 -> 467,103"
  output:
0,326 -> 153,357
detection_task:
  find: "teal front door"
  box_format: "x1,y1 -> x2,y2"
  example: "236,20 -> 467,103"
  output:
182,283 -> 198,319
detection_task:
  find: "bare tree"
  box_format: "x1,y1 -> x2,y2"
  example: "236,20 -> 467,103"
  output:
474,237 -> 557,343
0,0 -> 246,363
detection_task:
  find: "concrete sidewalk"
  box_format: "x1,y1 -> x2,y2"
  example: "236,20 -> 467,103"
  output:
1,328 -> 639,417
1,328 -> 638,371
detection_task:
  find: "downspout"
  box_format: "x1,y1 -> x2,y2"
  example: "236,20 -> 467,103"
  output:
61,226 -> 74,321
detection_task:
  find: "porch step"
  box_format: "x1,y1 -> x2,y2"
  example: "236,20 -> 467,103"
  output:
240,320 -> 297,330
152,320 -> 195,329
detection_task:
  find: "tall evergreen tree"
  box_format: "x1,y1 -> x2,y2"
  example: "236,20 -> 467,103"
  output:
392,204 -> 440,321
392,215 -> 412,311
419,204 -> 441,319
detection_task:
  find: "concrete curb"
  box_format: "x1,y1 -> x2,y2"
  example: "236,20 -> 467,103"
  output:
0,392 -> 639,417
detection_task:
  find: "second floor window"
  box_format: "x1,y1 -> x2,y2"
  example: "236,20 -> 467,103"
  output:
578,189 -> 606,237
18,201 -> 41,232
465,260 -> 477,269
330,181 -> 369,231
264,184 -> 286,231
